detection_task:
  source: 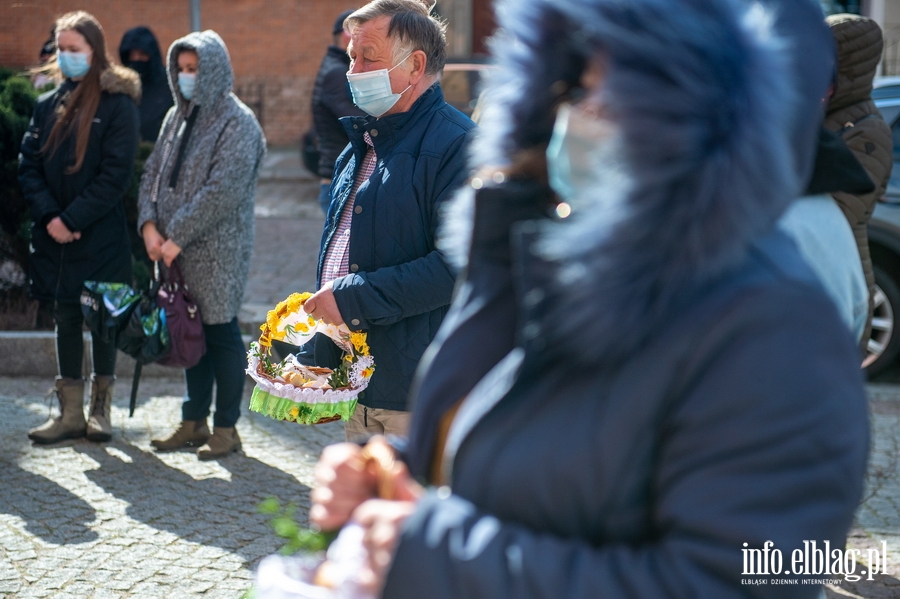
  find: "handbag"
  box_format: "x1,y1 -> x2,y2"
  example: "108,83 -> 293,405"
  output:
154,260 -> 206,369
81,275 -> 170,416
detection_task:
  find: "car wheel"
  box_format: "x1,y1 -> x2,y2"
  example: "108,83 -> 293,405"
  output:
864,265 -> 900,377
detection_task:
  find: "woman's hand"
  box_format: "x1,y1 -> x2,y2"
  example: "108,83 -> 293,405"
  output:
353,464 -> 423,594
160,239 -> 182,267
141,222 -> 165,261
310,442 -> 379,531
310,436 -> 423,531
46,216 -> 80,244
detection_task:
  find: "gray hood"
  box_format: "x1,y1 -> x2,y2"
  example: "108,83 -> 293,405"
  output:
166,30 -> 234,112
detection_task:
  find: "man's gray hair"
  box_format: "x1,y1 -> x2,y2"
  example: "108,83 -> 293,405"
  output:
346,0 -> 447,77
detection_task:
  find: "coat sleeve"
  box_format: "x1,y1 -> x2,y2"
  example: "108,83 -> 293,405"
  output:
162,115 -> 264,249
330,131 -> 471,328
18,100 -> 61,227
384,289 -> 869,599
137,108 -> 176,232
58,95 -> 140,232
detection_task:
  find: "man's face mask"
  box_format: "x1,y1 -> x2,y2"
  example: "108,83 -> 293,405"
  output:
58,51 -> 92,79
346,53 -> 412,118
546,102 -> 627,209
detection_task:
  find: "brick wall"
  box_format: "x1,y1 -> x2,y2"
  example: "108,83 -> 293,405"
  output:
0,0 -> 360,146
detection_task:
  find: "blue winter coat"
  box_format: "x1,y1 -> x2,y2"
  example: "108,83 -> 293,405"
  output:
315,84 -> 475,411
384,0 -> 869,597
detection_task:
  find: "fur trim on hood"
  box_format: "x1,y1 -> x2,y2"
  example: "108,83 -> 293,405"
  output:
826,13 -> 883,112
101,64 -> 141,103
166,30 -> 234,112
441,0 -> 799,366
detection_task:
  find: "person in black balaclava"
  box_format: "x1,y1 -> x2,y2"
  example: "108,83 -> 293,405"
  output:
119,26 -> 173,142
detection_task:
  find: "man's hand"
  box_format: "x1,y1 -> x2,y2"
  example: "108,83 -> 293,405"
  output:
160,239 -> 182,267
141,221 -> 165,261
304,282 -> 345,325
46,216 -> 80,244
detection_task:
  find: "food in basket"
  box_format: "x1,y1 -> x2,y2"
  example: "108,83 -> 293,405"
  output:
246,293 -> 375,425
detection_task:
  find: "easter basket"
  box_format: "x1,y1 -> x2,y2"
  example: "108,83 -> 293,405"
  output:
247,293 -> 374,425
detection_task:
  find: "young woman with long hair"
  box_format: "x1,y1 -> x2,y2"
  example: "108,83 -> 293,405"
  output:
19,11 -> 140,445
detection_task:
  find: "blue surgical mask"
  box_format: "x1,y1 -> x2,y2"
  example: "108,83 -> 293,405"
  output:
546,103 -> 628,208
346,53 -> 412,117
58,51 -> 91,79
178,73 -> 197,101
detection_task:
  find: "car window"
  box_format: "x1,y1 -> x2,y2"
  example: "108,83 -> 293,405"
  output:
873,85 -> 900,101
879,104 -> 900,127
889,119 -> 900,200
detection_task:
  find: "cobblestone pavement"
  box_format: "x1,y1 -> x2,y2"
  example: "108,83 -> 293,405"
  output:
0,376 -> 344,598
3,377 -> 900,598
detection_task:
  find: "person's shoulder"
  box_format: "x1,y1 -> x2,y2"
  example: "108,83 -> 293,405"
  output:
99,65 -> 141,104
225,94 -> 264,136
419,101 -> 475,148
34,86 -> 60,109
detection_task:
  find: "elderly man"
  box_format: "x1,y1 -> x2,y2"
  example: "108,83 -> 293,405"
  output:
302,0 -> 475,439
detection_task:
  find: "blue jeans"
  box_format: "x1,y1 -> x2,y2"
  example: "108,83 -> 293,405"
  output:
318,182 -> 332,216
182,318 -> 245,428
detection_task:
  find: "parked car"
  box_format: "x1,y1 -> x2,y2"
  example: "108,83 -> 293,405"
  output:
863,78 -> 900,376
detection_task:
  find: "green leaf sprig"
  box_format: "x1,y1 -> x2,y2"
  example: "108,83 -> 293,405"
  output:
257,497 -> 337,555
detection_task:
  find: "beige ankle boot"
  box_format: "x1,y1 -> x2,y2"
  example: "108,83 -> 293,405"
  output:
86,374 -> 114,442
151,420 -> 210,451
197,427 -> 242,460
28,377 -> 86,444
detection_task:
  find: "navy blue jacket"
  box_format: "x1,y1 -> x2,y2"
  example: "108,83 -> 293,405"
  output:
385,0 -> 868,597
315,84 -> 475,411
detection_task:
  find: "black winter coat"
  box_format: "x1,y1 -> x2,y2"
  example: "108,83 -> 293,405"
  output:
119,26 -> 173,142
19,67 -> 141,304
310,46 -> 364,179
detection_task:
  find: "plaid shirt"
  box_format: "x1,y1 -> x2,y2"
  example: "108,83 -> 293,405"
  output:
321,132 -> 376,285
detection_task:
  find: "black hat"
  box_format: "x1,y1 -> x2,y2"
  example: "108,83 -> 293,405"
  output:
333,9 -> 354,35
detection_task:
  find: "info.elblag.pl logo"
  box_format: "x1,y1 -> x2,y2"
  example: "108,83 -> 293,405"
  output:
742,541 -> 890,584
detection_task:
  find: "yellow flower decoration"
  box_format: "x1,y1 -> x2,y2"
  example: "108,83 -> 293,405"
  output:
259,292 -> 314,350
362,367 -> 374,379
349,331 -> 370,356
289,405 -> 300,420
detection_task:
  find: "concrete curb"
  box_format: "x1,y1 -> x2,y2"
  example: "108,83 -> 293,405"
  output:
0,331 -> 254,378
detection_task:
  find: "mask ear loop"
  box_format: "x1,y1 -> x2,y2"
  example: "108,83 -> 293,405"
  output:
388,52 -> 415,98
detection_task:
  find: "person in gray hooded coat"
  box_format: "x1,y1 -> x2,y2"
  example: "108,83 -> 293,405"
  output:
138,30 -> 266,460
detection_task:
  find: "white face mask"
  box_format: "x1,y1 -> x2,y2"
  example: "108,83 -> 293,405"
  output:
346,53 -> 412,117
545,102 -> 628,209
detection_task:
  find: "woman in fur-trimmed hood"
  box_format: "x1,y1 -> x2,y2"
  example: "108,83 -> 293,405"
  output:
306,0 -> 870,597
138,30 -> 265,459
19,11 -> 140,446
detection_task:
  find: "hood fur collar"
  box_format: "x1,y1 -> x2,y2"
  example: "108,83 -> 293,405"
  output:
100,64 -> 141,103
441,0 -> 800,366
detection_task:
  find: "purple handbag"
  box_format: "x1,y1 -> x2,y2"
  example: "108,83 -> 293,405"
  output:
155,261 -> 206,368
